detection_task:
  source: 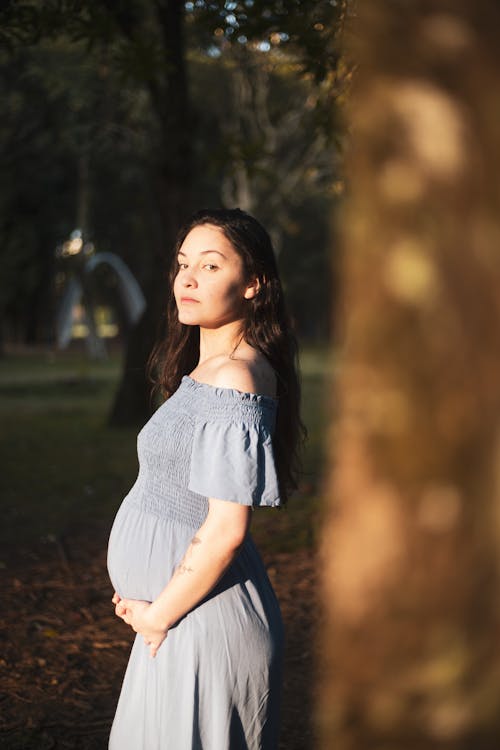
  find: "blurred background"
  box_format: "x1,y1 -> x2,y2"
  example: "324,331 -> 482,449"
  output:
0,2 -> 347,748
0,0 -> 347,360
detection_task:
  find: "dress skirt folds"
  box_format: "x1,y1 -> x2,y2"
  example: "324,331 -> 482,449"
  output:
107,376 -> 284,750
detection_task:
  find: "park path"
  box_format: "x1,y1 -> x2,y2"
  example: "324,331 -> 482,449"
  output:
0,530 -> 317,749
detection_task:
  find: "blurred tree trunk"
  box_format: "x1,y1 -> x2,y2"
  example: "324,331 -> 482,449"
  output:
108,0 -> 193,425
319,2 -> 500,749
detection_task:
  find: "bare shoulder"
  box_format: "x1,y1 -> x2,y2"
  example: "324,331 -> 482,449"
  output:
212,353 -> 276,398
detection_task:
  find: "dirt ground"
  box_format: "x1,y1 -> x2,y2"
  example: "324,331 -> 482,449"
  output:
0,528 -> 317,749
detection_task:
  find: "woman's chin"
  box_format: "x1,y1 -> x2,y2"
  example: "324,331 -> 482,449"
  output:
177,311 -> 200,326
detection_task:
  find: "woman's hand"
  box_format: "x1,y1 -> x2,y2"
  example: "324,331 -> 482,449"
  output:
112,593 -> 168,657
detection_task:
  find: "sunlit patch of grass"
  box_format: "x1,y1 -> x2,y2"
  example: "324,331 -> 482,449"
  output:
0,349 -> 121,384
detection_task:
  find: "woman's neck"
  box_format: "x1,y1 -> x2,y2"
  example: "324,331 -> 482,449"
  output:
198,320 -> 244,364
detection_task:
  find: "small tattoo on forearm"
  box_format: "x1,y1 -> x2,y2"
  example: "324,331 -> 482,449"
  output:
176,563 -> 194,575
174,536 -> 201,576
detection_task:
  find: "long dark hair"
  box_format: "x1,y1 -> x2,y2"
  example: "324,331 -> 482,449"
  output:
148,207 -> 305,504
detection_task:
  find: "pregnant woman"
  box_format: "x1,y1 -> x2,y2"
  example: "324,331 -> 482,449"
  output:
107,207 -> 304,749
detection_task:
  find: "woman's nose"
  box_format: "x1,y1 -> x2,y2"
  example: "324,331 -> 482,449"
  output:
181,270 -> 197,288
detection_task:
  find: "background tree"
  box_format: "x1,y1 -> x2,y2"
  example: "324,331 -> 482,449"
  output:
319,1 -> 500,748
188,40 -> 343,340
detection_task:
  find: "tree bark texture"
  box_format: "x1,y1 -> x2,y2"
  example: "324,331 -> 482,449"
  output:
109,0 -> 193,426
318,2 -> 500,749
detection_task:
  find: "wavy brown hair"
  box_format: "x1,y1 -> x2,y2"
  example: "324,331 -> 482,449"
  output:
148,207 -> 305,504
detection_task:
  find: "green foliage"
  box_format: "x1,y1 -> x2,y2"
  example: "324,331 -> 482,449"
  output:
186,0 -> 346,82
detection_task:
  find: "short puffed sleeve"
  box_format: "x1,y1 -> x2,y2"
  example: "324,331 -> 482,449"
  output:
188,416 -> 281,507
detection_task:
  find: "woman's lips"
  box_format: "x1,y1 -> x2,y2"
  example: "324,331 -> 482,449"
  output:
180,297 -> 200,304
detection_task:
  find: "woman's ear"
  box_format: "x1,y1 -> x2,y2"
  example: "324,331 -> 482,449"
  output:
244,277 -> 261,300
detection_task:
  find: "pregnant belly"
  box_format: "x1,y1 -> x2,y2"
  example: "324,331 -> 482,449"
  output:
107,500 -> 192,601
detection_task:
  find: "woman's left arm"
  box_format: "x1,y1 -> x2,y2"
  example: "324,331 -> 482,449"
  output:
115,498 -> 251,656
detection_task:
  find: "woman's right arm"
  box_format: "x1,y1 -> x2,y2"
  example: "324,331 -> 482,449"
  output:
115,497 -> 251,655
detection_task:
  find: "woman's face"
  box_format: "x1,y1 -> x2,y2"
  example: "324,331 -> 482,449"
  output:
173,224 -> 257,329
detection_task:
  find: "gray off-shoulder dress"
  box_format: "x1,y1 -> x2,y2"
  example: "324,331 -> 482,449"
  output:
107,375 -> 284,750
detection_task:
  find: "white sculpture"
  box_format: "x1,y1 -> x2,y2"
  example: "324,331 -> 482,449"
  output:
56,229 -> 146,358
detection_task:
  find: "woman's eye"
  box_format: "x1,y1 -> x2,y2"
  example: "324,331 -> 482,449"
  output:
178,262 -> 188,270
204,264 -> 218,271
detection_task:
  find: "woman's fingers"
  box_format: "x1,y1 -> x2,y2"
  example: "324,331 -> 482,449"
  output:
115,599 -> 128,618
147,632 -> 168,658
114,599 -> 166,652
112,592 -> 121,605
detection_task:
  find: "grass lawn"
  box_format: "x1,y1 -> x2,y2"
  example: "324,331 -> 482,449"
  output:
0,345 -> 332,557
